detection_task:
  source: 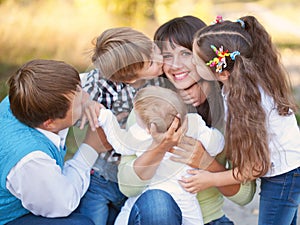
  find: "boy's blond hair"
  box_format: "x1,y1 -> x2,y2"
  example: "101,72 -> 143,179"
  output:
92,27 -> 153,83
134,86 -> 187,133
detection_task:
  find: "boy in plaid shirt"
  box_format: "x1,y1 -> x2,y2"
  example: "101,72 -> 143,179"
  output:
76,27 -> 166,225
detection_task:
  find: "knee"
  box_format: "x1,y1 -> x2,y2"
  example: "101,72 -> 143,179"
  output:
134,189 -> 181,219
141,189 -> 175,204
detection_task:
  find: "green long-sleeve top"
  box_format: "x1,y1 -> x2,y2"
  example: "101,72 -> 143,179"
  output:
118,151 -> 256,224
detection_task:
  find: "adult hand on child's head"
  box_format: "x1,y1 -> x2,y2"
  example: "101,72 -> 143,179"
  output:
170,136 -> 214,169
178,81 -> 210,107
149,115 -> 185,153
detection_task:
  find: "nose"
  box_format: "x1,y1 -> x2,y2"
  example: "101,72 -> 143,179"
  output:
169,55 -> 182,69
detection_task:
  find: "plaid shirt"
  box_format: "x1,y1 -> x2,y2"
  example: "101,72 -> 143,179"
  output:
81,69 -> 166,163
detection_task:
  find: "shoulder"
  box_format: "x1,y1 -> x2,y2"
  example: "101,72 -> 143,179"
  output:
187,113 -> 206,125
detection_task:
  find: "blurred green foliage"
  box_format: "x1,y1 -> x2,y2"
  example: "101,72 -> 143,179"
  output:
0,0 -> 299,154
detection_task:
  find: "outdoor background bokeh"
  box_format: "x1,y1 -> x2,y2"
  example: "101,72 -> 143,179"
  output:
1,0 -> 300,153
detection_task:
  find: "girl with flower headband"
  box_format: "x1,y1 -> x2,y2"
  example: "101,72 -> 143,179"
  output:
182,15 -> 300,224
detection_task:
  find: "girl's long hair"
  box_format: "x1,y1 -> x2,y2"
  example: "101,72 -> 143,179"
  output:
194,16 -> 297,181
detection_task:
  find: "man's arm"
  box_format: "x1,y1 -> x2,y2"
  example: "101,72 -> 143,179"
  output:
6,143 -> 98,217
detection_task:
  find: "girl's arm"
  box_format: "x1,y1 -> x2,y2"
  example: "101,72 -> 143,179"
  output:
179,163 -> 256,206
170,137 -> 240,196
179,168 -> 240,194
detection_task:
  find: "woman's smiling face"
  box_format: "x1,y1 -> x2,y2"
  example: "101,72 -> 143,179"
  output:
162,42 -> 200,90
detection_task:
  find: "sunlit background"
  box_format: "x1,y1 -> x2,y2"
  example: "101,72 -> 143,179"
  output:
0,0 -> 300,223
1,0 -> 300,95
1,0 -> 300,140
1,0 -> 300,148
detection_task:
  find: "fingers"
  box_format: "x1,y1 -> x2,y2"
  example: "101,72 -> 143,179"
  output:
116,111 -> 129,123
178,169 -> 205,194
169,115 -> 180,133
82,101 -> 103,131
178,176 -> 198,194
178,135 -> 196,146
80,116 -> 87,130
169,155 -> 186,164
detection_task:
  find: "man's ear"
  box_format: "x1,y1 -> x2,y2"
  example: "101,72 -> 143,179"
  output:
218,70 -> 230,81
40,119 -> 55,130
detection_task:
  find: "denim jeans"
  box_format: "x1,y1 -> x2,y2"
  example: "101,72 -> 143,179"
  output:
128,189 -> 182,225
76,170 -> 127,225
259,167 -> 300,225
6,213 -> 94,225
205,215 -> 234,225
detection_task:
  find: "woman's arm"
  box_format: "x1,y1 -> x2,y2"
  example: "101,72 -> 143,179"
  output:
170,136 -> 240,196
118,155 -> 151,197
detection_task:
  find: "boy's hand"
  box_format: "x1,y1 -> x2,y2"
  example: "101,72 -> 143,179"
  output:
170,136 -> 214,169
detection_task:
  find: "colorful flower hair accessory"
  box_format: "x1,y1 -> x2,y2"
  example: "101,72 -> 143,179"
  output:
236,19 -> 245,28
212,15 -> 223,24
206,45 -> 240,73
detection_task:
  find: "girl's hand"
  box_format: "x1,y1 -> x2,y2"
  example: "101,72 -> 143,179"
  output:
178,81 -> 210,107
80,94 -> 104,131
178,169 -> 215,194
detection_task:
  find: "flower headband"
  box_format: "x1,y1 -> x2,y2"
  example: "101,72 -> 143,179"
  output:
206,45 -> 240,73
212,15 -> 223,24
211,15 -> 245,28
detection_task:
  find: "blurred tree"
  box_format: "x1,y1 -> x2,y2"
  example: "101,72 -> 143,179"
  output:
100,0 -> 157,25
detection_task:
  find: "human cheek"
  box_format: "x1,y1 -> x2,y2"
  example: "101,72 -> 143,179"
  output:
196,65 -> 214,81
151,63 -> 163,77
162,63 -> 173,80
71,102 -> 83,124
156,63 -> 163,75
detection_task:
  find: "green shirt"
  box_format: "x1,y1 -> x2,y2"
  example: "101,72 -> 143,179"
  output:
118,151 -> 256,224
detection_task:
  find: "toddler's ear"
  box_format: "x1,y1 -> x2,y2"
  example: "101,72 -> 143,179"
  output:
149,123 -> 158,135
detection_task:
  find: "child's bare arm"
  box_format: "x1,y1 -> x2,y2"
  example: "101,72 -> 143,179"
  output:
83,127 -> 113,153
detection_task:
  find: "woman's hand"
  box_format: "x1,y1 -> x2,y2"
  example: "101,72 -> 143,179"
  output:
169,136 -> 214,169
